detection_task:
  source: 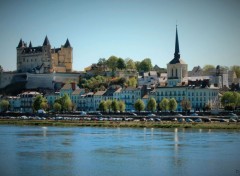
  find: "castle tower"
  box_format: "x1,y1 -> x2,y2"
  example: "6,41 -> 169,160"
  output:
16,39 -> 26,72
167,26 -> 188,86
42,36 -> 52,73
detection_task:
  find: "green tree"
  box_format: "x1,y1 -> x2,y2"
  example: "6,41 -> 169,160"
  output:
117,58 -> 126,70
99,101 -> 107,112
40,102 -> 48,111
147,97 -> 157,112
168,98 -> 178,112
159,98 -> 169,112
134,99 -> 145,112
111,100 -> 119,113
55,94 -> 72,112
32,95 -> 48,112
105,100 -> 112,113
181,99 -> 191,114
118,101 -> 126,113
0,100 -> 9,112
221,91 -> 240,110
135,61 -> 141,72
125,58 -> 136,70
203,64 -> 215,73
230,65 -> 240,78
53,102 -> 62,112
139,58 -> 152,72
107,56 -> 118,71
127,77 -> 137,87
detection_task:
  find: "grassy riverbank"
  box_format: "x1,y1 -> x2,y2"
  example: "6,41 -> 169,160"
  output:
1,119 -> 240,129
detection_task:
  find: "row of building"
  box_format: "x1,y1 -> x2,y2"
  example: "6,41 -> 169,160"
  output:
3,81 -> 218,113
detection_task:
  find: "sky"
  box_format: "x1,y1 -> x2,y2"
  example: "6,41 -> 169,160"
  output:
0,0 -> 240,72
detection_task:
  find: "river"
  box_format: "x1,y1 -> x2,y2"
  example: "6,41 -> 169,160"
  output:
0,125 -> 240,176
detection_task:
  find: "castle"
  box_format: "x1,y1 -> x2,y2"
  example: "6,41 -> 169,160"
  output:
16,36 -> 72,73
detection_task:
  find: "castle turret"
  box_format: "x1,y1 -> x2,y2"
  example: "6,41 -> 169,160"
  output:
64,38 -> 71,48
43,36 -> 50,46
29,41 -> 32,48
17,39 -> 24,48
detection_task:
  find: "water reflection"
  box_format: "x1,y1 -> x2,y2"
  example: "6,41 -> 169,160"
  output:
0,126 -> 240,176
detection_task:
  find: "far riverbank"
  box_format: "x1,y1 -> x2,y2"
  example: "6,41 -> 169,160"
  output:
1,119 -> 240,130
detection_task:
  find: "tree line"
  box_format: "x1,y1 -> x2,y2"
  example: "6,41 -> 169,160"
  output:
1,91 -> 240,113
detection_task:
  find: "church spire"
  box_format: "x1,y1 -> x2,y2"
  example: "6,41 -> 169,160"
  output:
169,26 -> 181,64
174,25 -> 180,60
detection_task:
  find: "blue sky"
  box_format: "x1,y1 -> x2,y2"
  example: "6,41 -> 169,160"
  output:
0,0 -> 239,72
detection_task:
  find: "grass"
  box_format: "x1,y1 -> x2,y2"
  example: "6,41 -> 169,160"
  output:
0,119 -> 240,129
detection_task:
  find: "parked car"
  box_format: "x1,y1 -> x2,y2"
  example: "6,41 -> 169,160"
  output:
178,118 -> 185,122
194,118 -> 202,123
219,119 -> 228,122
175,113 -> 183,117
229,118 -> 237,122
186,118 -> 193,122
155,118 -> 161,122
190,113 -> 198,116
147,113 -> 156,117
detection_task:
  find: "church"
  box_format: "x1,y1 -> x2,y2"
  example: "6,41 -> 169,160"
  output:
16,36 -> 72,73
151,26 -> 219,112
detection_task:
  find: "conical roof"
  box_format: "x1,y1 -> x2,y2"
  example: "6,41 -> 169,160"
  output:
43,36 -> 50,46
17,39 -> 24,48
29,41 -> 32,48
64,38 -> 71,48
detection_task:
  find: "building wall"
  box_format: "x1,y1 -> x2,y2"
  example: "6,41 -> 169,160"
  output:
154,86 -> 219,111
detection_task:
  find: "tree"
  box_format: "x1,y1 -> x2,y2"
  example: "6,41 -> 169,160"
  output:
111,100 -> 119,113
203,65 -> 215,73
230,65 -> 240,78
117,58 -> 126,70
33,95 -> 48,112
147,97 -> 157,112
125,58 -> 136,70
139,58 -> 152,72
159,98 -> 169,112
127,77 -> 137,87
168,98 -> 178,112
105,100 -> 112,113
0,65 -> 3,72
53,102 -> 61,112
40,102 -> 48,111
181,99 -> 191,114
55,94 -> 72,112
99,101 -> 107,112
221,91 -> 240,110
134,99 -> 145,112
0,100 -> 9,112
135,61 -> 141,72
204,101 -> 212,111
118,101 -> 126,113
107,56 -> 118,71
97,58 -> 107,66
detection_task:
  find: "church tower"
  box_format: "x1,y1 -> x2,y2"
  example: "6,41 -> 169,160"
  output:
167,26 -> 188,86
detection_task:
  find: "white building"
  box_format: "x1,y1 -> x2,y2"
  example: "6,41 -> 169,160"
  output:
150,26 -> 219,112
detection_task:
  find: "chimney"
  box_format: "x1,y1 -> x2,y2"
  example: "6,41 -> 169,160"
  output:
71,82 -> 76,90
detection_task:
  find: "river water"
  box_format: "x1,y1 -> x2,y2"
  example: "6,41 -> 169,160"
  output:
0,125 -> 240,176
